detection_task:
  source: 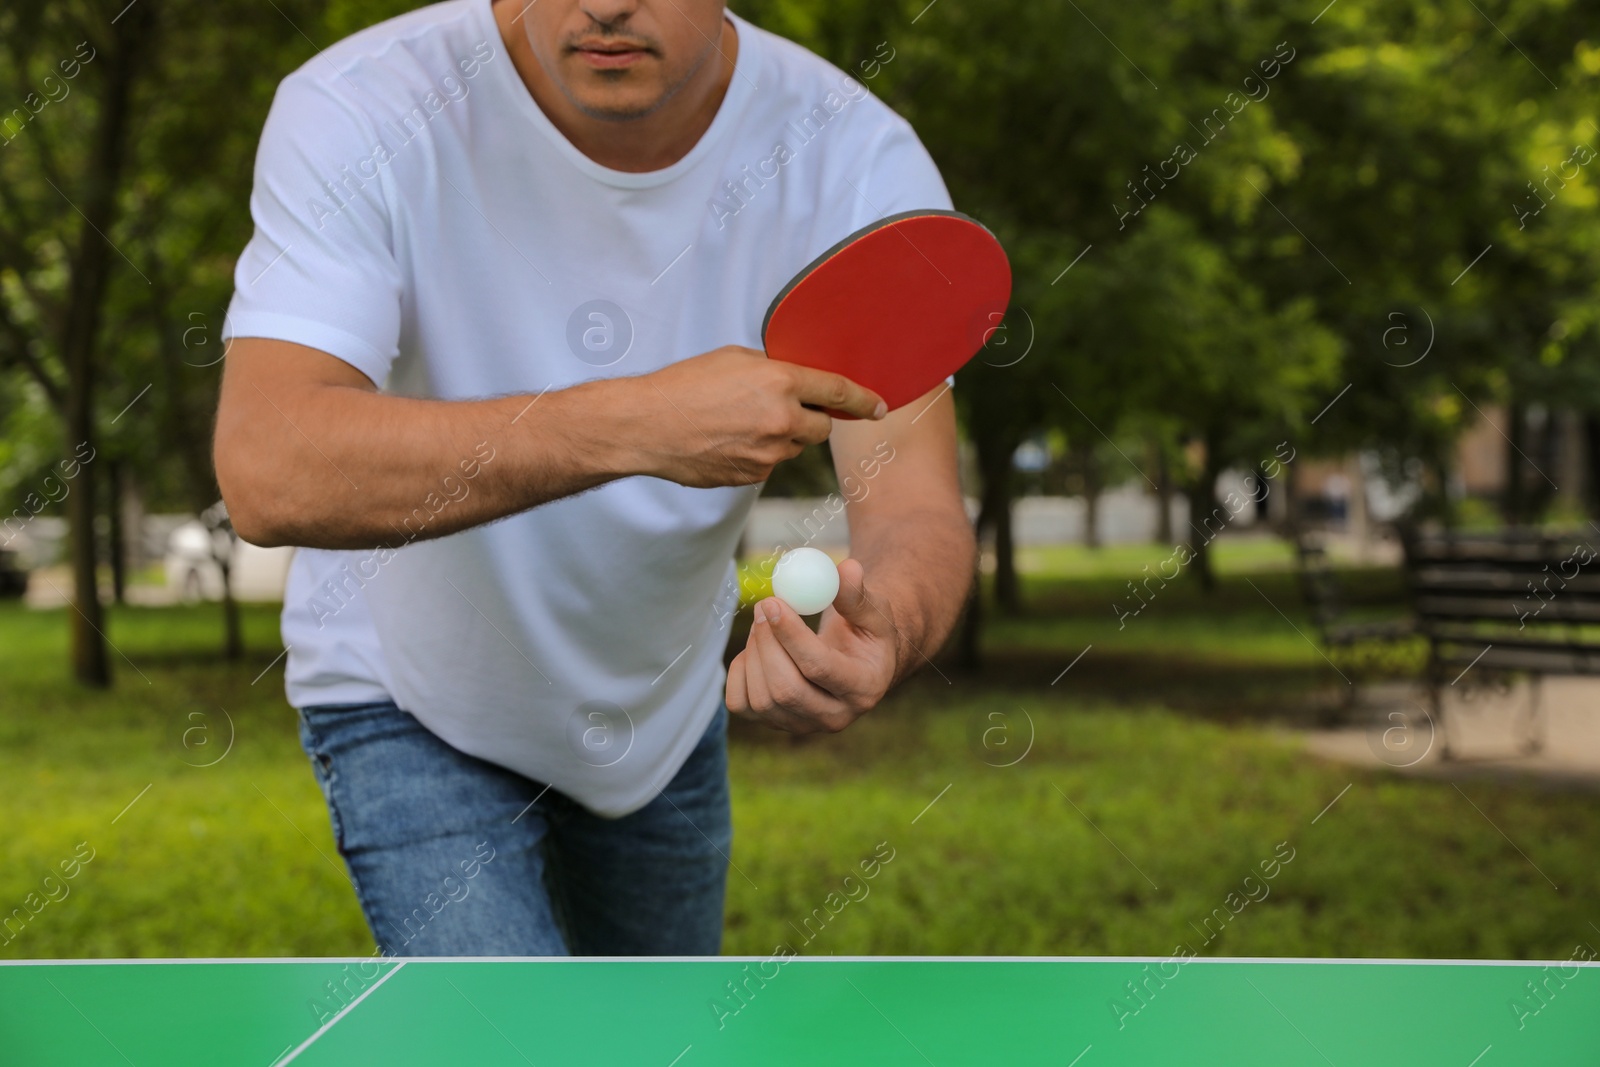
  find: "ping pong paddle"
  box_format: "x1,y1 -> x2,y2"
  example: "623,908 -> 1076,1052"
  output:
761,209 -> 1012,419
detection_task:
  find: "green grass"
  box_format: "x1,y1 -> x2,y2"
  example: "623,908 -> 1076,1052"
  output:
0,546 -> 1594,961
0,604 -> 361,957
1012,536 -> 1299,580
724,693 -> 1593,958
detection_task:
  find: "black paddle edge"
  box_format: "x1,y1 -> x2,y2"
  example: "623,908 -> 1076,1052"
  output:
759,208 -> 999,343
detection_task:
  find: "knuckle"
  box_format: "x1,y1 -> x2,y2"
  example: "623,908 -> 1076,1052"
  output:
757,399 -> 795,436
761,413 -> 795,441
755,437 -> 799,465
762,362 -> 793,391
769,679 -> 805,707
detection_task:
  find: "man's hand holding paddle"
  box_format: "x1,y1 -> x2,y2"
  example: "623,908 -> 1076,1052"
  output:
627,345 -> 887,488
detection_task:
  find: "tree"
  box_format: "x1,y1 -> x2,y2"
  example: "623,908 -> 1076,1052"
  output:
0,0 -> 327,679
1226,0 -> 1600,526
0,3 -> 159,684
1067,208 -> 1341,587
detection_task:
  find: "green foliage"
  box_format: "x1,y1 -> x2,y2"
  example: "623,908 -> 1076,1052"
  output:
323,0 -> 429,39
2,0 -> 1598,655
2,0 -> 1595,506
0,0 -> 334,526
738,0 -> 1600,527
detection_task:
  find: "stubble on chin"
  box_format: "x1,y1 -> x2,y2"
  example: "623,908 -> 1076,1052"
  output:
557,35 -> 720,123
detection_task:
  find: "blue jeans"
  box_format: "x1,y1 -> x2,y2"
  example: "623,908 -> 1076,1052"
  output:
296,699 -> 732,956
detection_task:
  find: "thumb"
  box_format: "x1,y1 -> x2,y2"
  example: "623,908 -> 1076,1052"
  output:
828,557 -> 892,635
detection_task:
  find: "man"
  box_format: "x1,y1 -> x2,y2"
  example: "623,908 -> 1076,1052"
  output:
214,0 -> 974,957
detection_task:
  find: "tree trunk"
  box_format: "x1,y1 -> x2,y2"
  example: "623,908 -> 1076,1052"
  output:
201,500 -> 246,662
958,424 -> 1021,667
219,555 -> 243,661
1554,409 -> 1585,517
1585,414 -> 1600,520
973,426 -> 1021,614
150,274 -> 243,660
1346,454 -> 1371,558
993,475 -> 1019,612
108,459 -> 126,604
1078,443 -> 1101,549
954,564 -> 984,673
59,13 -> 148,686
1504,401 -> 1526,526
1154,442 -> 1173,543
957,449 -> 998,673
64,415 -> 108,685
1186,440 -> 1224,592
1279,454 -> 1303,544
1434,453 -> 1458,530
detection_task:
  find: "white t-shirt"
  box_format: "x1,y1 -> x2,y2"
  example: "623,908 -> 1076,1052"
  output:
225,0 -> 952,817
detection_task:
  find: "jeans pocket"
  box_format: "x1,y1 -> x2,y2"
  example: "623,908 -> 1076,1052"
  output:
297,710 -> 346,852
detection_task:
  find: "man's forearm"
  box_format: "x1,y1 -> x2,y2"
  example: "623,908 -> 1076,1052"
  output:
846,505 -> 977,687
216,345 -> 639,550
215,339 -> 880,550
277,383 -> 633,549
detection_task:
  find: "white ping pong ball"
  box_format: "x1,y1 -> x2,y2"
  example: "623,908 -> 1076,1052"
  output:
771,548 -> 840,616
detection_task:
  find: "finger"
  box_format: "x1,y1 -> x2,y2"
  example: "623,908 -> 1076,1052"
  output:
744,603 -> 826,733
827,558 -> 897,639
790,405 -> 835,447
789,366 -> 886,421
725,650 -> 750,716
754,599 -> 851,723
759,595 -> 853,697
731,640 -> 804,734
741,605 -> 777,715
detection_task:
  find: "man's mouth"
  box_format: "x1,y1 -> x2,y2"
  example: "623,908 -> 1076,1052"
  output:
570,39 -> 655,70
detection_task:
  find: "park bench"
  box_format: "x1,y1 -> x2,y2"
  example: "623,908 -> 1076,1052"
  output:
1405,528 -> 1600,759
1298,526 -> 1600,759
1294,534 -> 1416,705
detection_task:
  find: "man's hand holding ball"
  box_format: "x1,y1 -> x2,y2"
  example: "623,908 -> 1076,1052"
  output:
725,550 -> 901,735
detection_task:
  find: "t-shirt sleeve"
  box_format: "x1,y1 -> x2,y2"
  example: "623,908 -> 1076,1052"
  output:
223,74 -> 403,388
846,114 -> 954,229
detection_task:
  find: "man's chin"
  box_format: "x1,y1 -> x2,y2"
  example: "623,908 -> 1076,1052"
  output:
567,89 -> 670,122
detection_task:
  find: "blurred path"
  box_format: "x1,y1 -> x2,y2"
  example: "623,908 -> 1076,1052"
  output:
21,565 -> 178,608
1305,678 -> 1600,788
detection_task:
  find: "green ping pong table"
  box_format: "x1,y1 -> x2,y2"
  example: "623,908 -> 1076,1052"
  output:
3,956 -> 1597,1065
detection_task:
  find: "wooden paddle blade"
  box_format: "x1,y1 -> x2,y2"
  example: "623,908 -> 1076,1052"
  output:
762,210 -> 1013,417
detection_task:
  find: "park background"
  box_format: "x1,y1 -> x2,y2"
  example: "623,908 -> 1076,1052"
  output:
2,0 -> 1598,964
